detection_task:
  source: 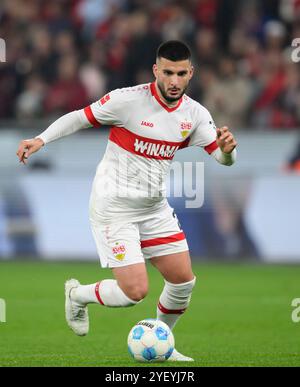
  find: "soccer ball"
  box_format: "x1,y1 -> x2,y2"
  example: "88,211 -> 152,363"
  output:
127,319 -> 175,362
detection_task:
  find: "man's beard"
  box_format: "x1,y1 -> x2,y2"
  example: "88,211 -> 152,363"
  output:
157,81 -> 187,103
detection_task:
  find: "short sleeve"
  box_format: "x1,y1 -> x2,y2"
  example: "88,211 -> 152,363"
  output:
82,89 -> 125,128
188,106 -> 219,154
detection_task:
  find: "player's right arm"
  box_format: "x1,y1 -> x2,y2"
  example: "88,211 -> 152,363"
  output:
16,110 -> 89,164
16,89 -> 126,164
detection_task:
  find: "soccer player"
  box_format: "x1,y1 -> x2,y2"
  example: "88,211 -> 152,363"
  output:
16,41 -> 237,361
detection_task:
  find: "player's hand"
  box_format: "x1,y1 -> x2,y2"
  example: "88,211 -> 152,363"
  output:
16,138 -> 44,165
216,126 -> 237,154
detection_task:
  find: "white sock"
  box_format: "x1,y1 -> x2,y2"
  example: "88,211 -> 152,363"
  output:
72,283 -> 98,304
157,277 -> 196,330
72,279 -> 137,307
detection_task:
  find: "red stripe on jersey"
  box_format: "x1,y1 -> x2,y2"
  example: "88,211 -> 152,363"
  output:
95,282 -> 104,305
84,106 -> 101,128
158,302 -> 186,315
140,231 -> 186,248
204,140 -> 218,154
150,82 -> 183,113
109,126 -> 189,160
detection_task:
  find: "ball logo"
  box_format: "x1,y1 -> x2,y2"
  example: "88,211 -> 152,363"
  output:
180,120 -> 192,138
112,242 -> 126,261
137,321 -> 155,329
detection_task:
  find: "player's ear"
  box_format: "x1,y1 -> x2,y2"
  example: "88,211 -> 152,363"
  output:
153,63 -> 158,79
189,64 -> 194,80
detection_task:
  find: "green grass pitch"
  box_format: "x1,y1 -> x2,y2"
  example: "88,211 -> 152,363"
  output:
0,260 -> 299,367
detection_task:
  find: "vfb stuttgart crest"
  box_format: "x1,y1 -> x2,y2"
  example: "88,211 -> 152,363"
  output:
180,120 -> 192,138
112,242 -> 126,261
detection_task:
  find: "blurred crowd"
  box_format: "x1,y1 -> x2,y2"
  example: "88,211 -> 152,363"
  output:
1,0 -> 300,130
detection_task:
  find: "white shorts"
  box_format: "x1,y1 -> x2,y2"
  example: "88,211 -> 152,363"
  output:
90,205 -> 189,268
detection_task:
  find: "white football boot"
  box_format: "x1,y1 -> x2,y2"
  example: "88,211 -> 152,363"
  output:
168,349 -> 194,362
65,279 -> 89,336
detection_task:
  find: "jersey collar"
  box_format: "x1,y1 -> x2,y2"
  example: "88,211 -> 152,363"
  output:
150,82 -> 183,113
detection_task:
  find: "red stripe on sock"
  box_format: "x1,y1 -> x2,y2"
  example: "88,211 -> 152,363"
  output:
158,301 -> 186,315
95,282 -> 104,305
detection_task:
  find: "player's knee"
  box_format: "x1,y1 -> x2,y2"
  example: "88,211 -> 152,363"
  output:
178,273 -> 195,284
124,283 -> 148,302
165,276 -> 196,298
168,272 -> 196,285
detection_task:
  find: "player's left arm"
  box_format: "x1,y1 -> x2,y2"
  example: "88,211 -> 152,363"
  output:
212,126 -> 237,166
188,105 -> 237,166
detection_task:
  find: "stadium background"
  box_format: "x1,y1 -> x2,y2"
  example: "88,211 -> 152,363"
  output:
0,0 -> 300,367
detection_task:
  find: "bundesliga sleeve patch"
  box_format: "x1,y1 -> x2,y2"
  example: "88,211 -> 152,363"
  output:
209,119 -> 217,131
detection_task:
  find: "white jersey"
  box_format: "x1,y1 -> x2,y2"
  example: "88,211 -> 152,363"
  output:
81,82 -> 218,224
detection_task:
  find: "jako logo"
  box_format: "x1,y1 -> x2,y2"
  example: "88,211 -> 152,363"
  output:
141,121 -> 154,128
0,298 -> 6,323
291,298 -> 300,323
291,38 -> 300,63
0,39 -> 6,63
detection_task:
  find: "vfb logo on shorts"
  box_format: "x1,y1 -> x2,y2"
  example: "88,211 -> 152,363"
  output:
0,298 -> 6,323
0,39 -> 6,63
112,242 -> 126,261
